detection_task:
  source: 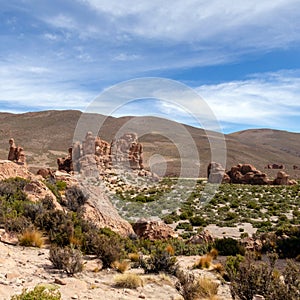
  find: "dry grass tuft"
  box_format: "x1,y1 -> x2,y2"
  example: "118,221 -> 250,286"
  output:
193,254 -> 213,269
114,273 -> 143,289
209,248 -> 219,259
213,263 -> 224,275
112,260 -> 130,273
197,277 -> 219,299
19,229 -> 44,248
128,253 -> 140,262
165,244 -> 175,255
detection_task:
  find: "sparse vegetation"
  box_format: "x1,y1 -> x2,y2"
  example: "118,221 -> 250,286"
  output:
11,285 -> 61,300
226,253 -> 300,300
176,271 -> 219,300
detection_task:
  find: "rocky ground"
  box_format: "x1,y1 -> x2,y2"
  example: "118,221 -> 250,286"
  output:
0,241 -> 232,300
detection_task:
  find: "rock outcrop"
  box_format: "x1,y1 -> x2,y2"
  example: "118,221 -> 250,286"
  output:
79,184 -> 134,236
208,162 -> 297,185
207,162 -> 230,184
57,147 -> 73,173
0,160 -> 33,181
7,138 -> 26,165
132,219 -> 178,240
73,132 -> 144,173
187,230 -> 215,245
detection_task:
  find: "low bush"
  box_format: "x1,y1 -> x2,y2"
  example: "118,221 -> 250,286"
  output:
49,246 -> 83,276
65,186 -> 89,212
214,237 -> 245,256
176,271 -> 219,300
112,260 -> 130,273
193,254 -> 213,269
140,246 -> 178,275
226,253 -> 300,300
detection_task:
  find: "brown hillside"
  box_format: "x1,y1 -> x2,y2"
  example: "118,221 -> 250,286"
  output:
0,110 -> 299,178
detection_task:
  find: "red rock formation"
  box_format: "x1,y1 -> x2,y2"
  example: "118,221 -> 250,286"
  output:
57,147 -> 73,173
7,138 -> 26,165
110,133 -> 144,170
208,163 -> 296,185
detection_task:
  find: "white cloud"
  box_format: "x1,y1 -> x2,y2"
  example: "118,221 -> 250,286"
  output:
196,71 -> 300,127
77,0 -> 300,49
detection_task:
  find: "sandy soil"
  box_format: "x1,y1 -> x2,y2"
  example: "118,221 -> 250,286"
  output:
0,242 -> 232,300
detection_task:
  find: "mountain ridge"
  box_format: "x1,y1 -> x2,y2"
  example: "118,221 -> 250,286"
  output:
0,110 -> 299,178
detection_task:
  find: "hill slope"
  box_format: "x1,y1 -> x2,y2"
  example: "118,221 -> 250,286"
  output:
0,110 -> 299,178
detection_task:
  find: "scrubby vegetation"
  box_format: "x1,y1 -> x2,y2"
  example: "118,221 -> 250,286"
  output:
11,285 -> 61,300
225,253 -> 300,300
0,175 -> 299,300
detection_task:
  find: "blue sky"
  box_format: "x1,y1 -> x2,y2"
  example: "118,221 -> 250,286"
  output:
1,0 -> 300,133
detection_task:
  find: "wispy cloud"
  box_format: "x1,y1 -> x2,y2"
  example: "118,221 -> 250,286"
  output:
196,70 -> 300,130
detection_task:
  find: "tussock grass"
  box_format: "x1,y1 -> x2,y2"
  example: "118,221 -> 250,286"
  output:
19,229 -> 44,248
114,273 -> 143,289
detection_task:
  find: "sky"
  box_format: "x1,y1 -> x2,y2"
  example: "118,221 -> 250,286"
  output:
1,0 -> 300,133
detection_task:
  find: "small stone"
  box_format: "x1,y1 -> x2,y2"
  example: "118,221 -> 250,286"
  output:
54,278 -> 67,285
71,295 -> 78,299
139,295 -> 146,299
5,272 -> 20,280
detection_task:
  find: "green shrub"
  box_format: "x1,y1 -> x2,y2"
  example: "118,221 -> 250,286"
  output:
140,246 -> 178,275
214,237 -> 245,256
190,216 -> 207,226
227,253 -> 300,300
88,232 -> 124,268
11,285 -> 61,300
175,222 -> 193,231
65,186 -> 89,212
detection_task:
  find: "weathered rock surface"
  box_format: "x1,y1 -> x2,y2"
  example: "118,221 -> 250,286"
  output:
80,184 -> 134,236
132,219 -> 178,240
0,160 -> 33,181
187,230 -> 215,245
23,180 -> 63,211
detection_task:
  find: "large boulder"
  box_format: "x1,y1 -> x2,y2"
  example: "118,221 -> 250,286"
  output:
132,219 -> 178,240
79,184 -> 134,237
187,230 -> 215,245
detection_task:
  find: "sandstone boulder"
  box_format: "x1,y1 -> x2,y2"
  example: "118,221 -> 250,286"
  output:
187,230 -> 215,245
79,184 -> 134,237
132,219 -> 178,240
23,180 -> 63,211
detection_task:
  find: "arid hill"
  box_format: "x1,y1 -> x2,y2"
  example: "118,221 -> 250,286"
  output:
0,110 -> 299,178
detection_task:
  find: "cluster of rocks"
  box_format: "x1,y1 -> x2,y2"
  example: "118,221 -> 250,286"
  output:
208,162 -> 297,185
265,163 -> 284,169
57,132 -> 145,175
132,219 -> 178,240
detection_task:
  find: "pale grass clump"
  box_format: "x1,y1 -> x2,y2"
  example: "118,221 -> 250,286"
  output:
128,253 -> 140,262
112,260 -> 130,273
176,271 -> 219,300
212,263 -> 225,275
19,229 -> 44,248
197,277 -> 219,299
114,273 -> 144,289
